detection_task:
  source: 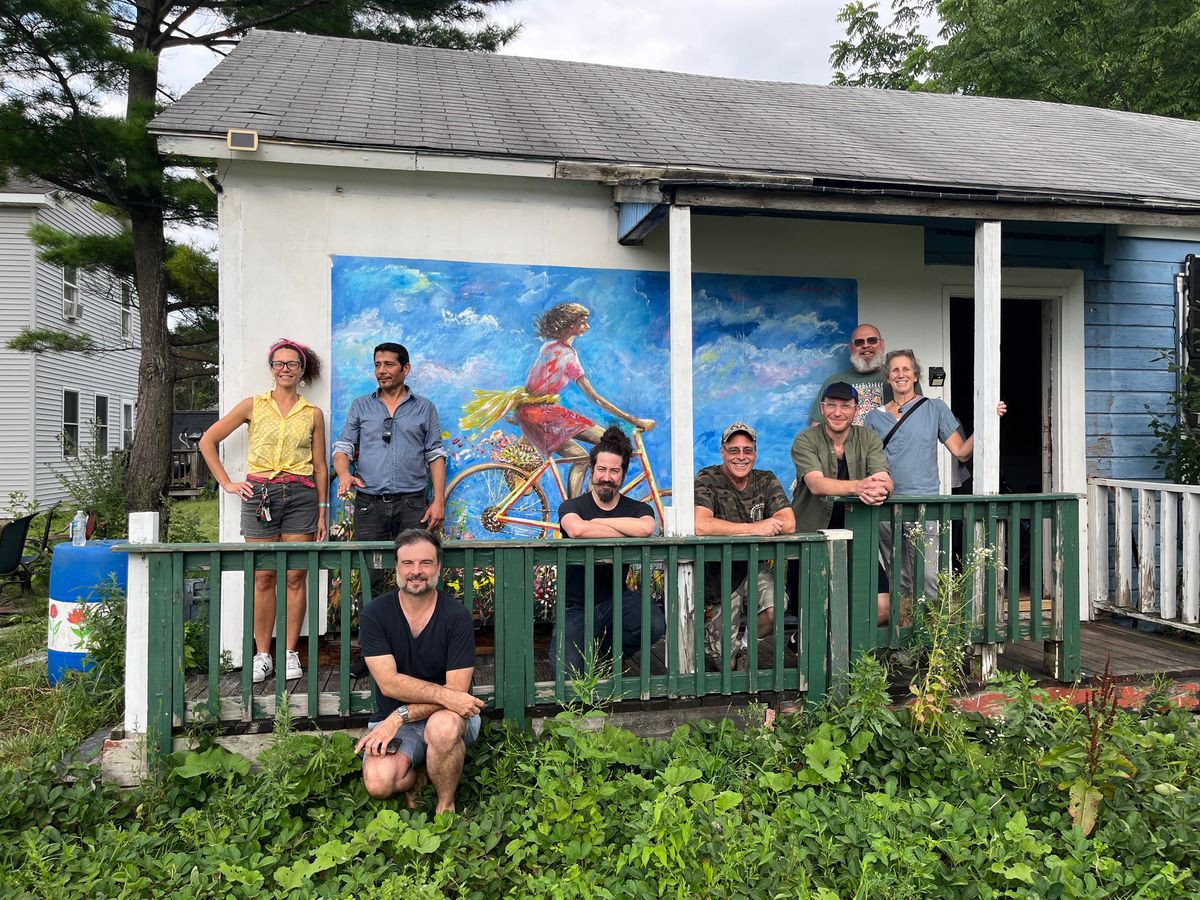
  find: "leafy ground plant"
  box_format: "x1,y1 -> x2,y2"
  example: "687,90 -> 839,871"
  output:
1,652 -> 1198,897
907,540 -> 999,735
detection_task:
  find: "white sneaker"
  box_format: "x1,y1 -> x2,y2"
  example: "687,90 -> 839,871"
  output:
285,649 -> 303,680
252,652 -> 273,683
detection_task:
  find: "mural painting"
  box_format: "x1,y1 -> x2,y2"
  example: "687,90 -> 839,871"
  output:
330,257 -> 857,540
691,273 -> 858,483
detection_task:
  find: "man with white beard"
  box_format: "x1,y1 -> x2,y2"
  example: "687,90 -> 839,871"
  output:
810,323 -> 920,427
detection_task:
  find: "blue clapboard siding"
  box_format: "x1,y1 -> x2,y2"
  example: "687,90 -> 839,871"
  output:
1085,235 -> 1193,479
924,223 -> 1196,480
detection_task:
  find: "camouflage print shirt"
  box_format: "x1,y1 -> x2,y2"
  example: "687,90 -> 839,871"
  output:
694,466 -> 789,525
694,466 -> 790,605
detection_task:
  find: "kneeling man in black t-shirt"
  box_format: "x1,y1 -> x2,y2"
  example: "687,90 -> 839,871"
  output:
355,528 -> 485,813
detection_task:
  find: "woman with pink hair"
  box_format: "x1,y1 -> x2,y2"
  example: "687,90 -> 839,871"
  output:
199,339 -> 329,683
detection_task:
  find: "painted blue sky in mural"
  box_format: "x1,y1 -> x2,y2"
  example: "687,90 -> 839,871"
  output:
330,256 -> 856,522
330,257 -> 673,498
691,273 -> 857,480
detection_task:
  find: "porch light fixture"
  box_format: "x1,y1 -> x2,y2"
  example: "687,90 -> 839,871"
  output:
928,366 -> 946,387
226,129 -> 259,151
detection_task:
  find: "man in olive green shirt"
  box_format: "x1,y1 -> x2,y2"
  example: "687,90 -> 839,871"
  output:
792,382 -> 893,534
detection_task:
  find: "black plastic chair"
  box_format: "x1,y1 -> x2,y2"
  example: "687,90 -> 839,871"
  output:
0,501 -> 60,596
0,514 -> 37,597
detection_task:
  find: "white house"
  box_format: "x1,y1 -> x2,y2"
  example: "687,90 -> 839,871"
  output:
0,176 -> 141,507
149,30 -> 1200,633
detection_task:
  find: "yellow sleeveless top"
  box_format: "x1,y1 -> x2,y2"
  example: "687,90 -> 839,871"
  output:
246,392 -> 315,477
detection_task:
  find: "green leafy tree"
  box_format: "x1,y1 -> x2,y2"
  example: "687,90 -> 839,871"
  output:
831,0 -> 1200,120
0,0 -> 517,521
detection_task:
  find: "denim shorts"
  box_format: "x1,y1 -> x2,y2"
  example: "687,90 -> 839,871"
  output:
240,480 -> 319,538
363,714 -> 482,766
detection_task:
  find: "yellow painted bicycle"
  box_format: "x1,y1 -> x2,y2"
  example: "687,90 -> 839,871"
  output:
444,429 -> 670,539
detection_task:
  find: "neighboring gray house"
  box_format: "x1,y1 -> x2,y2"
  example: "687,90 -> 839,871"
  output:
0,177 -> 141,506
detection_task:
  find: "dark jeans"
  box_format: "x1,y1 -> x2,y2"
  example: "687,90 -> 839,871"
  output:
552,591 -> 667,679
354,491 -> 428,601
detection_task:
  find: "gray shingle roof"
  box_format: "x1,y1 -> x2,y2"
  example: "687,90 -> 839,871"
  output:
150,29 -> 1200,209
0,171 -> 57,195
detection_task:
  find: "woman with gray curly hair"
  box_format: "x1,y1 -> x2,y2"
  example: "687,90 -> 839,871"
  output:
865,349 -> 1005,615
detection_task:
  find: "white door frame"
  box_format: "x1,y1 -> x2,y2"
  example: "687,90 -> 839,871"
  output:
928,265 -> 1089,618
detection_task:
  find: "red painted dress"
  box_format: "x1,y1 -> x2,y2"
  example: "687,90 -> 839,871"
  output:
517,341 -> 594,457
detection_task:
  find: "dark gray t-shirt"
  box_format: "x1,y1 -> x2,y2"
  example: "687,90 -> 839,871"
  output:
864,398 -> 960,495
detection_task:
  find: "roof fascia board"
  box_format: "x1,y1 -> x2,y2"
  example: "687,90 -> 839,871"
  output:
559,160 -> 815,188
671,187 -> 1200,229
1117,225 -> 1200,242
155,134 -> 557,178
0,193 -> 50,207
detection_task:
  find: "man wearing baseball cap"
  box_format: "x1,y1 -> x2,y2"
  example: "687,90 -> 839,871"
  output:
792,383 -> 893,535
694,422 -> 795,669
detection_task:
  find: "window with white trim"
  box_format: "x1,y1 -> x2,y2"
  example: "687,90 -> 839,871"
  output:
120,281 -> 133,337
62,390 -> 80,457
94,394 -> 109,451
62,265 -> 81,320
122,402 -> 134,450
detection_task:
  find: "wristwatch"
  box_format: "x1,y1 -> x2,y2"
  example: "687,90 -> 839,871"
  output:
394,704 -> 410,725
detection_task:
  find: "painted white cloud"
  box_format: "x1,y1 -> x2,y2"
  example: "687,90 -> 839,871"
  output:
441,306 -> 502,329
694,335 -> 843,415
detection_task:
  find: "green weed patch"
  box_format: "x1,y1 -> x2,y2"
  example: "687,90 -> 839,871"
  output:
1,661 -> 1198,898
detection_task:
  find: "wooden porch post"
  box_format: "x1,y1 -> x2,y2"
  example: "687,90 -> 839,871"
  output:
973,220 -> 1002,679
669,204 -> 697,672
973,220 -> 1002,494
123,511 -> 159,736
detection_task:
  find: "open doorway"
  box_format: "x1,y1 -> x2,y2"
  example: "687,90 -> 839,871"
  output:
949,297 -> 1047,494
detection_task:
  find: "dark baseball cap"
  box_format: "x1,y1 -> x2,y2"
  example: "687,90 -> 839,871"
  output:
821,382 -> 859,403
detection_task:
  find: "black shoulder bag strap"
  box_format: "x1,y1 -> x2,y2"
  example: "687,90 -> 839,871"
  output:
881,396 -> 929,449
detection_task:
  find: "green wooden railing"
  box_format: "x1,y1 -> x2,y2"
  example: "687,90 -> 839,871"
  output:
120,493 -> 1083,761
844,493 -> 1082,681
121,533 -> 851,761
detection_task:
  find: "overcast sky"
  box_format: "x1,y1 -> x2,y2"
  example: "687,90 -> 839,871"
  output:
160,1 -> 858,100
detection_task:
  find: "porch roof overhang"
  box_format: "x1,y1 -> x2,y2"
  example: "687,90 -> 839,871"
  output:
152,126 -> 1200,240
559,162 -> 1200,244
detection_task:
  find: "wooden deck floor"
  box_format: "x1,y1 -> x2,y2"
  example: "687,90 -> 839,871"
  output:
1000,618 -> 1200,681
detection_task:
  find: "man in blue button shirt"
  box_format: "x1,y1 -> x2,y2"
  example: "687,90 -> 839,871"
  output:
334,342 -> 448,602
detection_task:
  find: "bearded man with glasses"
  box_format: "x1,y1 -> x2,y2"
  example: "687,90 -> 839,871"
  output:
334,342 -> 449,633
810,324 -> 920,427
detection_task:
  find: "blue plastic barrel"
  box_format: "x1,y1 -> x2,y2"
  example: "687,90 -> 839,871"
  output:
47,539 -> 128,685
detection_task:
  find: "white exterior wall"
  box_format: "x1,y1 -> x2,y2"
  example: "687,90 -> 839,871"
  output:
213,161 -> 934,657
215,160 -> 1099,632
0,204 -> 37,502
216,160 -> 932,507
29,194 -> 141,504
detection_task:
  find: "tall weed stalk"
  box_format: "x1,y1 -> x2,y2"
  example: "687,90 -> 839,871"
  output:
907,539 -> 999,735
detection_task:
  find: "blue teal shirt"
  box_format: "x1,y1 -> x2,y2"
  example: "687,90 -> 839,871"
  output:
333,390 -> 447,494
864,398 -> 960,495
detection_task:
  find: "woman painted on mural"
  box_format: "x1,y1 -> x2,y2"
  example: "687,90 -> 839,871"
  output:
462,302 -> 654,485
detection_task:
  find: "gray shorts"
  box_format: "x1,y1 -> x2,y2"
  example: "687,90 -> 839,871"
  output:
240,480 -> 319,538
363,714 -> 482,767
